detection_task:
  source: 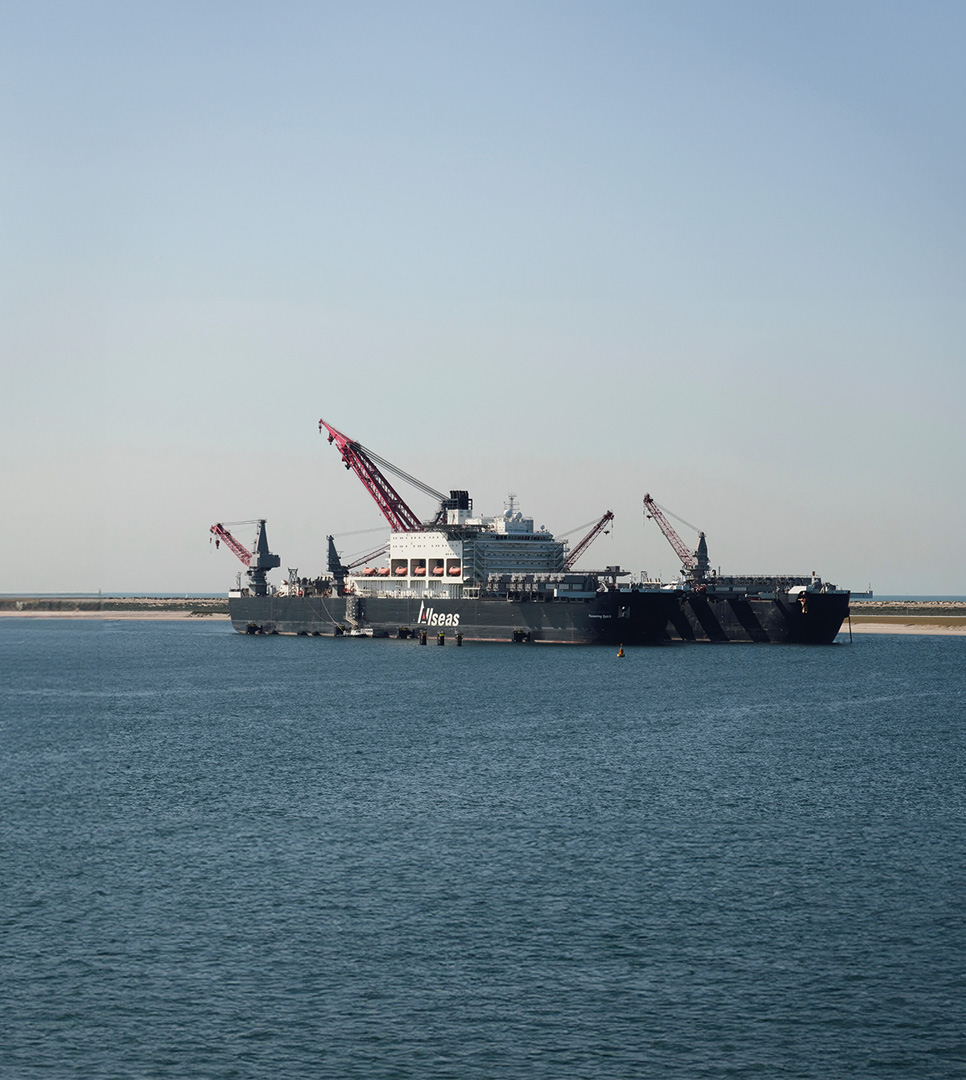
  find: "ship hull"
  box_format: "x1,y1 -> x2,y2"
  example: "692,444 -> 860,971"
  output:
229,590 -> 679,645
664,591 -> 850,644
228,589 -> 850,646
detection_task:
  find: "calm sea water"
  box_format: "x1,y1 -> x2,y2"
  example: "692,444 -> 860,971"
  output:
1,621 -> 963,1079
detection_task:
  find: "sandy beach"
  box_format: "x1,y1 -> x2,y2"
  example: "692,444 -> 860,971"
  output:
843,620 -> 966,636
843,601 -> 966,635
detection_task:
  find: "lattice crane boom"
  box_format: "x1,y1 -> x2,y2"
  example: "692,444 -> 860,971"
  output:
345,544 -> 389,571
320,420 -> 426,532
643,494 -> 697,572
210,523 -> 252,566
565,511 -> 614,569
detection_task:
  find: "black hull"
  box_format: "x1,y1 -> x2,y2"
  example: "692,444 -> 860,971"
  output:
229,590 -> 678,645
664,591 -> 850,644
228,588 -> 849,645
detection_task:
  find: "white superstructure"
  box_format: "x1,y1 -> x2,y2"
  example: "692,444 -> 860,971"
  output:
348,497 -> 567,599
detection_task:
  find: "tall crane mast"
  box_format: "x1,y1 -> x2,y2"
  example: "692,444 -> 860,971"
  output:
320,420 -> 445,532
643,494 -> 710,581
564,511 -> 614,569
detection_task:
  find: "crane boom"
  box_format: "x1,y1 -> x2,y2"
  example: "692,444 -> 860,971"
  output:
345,544 -> 389,571
210,523 -> 251,566
320,420 -> 426,532
565,511 -> 614,569
643,494 -> 712,581
643,494 -> 697,571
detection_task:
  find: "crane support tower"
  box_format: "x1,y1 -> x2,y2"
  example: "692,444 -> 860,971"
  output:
210,520 -> 281,596
565,511 -> 614,569
642,495 -> 710,582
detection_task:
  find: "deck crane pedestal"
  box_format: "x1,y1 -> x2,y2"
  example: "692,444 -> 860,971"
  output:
210,520 -> 281,596
326,536 -> 389,596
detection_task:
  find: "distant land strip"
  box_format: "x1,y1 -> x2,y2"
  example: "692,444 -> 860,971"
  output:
849,601 -> 966,618
0,597 -> 229,619
833,601 -> 966,635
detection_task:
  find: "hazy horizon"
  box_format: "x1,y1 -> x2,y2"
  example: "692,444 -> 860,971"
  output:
3,1 -> 963,594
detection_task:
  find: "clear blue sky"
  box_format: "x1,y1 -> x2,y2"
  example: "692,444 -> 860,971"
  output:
2,1 -> 963,592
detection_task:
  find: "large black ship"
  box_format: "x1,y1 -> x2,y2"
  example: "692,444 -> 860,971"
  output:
212,423 -> 849,645
228,579 -> 681,645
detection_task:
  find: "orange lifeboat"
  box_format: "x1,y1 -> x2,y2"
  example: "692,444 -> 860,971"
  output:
448,566 -> 461,576
377,567 -> 390,576
395,566 -> 408,576
414,566 -> 426,576
362,567 -> 376,576
432,566 -> 444,575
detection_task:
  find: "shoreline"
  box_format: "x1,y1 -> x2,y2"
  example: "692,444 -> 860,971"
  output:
840,620 -> 966,637
0,597 -> 228,621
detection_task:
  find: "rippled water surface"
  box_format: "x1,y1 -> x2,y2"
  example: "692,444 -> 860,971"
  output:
2,620 -> 964,1078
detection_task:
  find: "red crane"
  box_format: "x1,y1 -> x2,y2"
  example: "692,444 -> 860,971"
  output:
210,522 -> 252,565
643,494 -> 709,580
564,511 -> 614,569
210,519 -> 280,596
319,419 -> 446,532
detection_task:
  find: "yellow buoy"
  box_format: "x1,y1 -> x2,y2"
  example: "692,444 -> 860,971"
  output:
617,644 -> 625,658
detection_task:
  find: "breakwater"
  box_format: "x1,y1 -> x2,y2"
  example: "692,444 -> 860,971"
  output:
0,597 -> 229,616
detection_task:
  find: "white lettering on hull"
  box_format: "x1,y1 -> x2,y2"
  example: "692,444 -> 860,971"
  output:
416,601 -> 460,627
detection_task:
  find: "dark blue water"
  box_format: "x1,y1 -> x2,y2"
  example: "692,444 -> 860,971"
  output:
2,621 -> 964,1079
